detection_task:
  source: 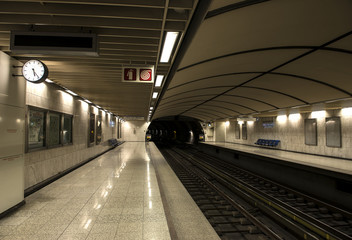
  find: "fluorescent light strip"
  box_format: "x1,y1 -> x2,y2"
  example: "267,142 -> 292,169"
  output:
155,75 -> 164,87
65,89 -> 78,96
84,99 -> 92,104
152,92 -> 158,99
45,78 -> 53,83
160,32 -> 179,63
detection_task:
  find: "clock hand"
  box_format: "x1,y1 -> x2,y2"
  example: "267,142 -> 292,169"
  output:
32,68 -> 39,78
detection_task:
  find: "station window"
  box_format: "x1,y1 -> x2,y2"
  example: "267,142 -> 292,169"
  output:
27,106 -> 73,152
28,108 -> 46,150
47,112 -> 61,147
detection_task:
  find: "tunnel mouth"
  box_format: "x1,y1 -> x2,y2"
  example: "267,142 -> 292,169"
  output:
147,116 -> 204,145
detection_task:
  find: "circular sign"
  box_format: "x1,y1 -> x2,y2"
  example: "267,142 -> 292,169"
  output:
140,69 -> 151,81
22,60 -> 49,83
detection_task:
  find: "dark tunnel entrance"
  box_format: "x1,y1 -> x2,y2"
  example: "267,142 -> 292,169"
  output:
146,116 -> 204,144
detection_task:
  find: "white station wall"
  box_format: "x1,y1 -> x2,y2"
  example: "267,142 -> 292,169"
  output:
122,120 -> 149,142
205,110 -> 352,159
0,52 -> 25,214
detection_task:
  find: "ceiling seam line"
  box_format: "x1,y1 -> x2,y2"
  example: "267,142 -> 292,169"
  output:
177,45 -> 352,72
167,70 -> 352,96
239,86 -> 309,104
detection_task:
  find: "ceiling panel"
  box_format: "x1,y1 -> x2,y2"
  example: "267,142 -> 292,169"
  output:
166,73 -> 258,96
244,73 -> 350,103
154,0 -> 352,122
0,0 -> 198,120
169,49 -> 307,88
226,87 -> 306,109
277,51 -> 352,94
179,0 -> 352,68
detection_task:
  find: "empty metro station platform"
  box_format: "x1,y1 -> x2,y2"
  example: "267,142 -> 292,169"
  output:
1,0 -> 352,239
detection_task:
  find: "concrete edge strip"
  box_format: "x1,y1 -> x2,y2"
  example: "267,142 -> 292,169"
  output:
147,143 -> 179,240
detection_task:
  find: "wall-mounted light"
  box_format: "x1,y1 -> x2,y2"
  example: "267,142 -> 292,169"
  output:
84,99 -> 92,104
150,107 -> 153,110
45,78 -> 53,83
155,75 -> 164,87
65,89 -> 78,96
160,32 -> 179,63
152,92 -> 158,99
238,120 -> 244,125
289,113 -> 300,121
247,121 -> 254,125
225,121 -> 230,126
341,107 -> 352,116
311,110 -> 326,118
277,115 -> 287,122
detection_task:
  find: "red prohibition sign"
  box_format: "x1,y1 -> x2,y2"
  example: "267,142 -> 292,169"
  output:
140,69 -> 152,81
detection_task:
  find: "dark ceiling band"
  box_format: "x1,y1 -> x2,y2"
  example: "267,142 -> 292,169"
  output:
206,0 -> 269,19
177,46 -> 352,73
167,71 -> 352,97
162,86 -> 232,101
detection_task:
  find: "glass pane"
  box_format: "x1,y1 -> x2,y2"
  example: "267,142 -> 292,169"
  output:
89,113 -> 95,144
28,109 -> 45,149
235,122 -> 240,139
305,119 -> 317,146
326,117 -> 341,148
96,115 -> 102,145
63,116 -> 72,144
47,113 -> 61,146
242,122 -> 247,140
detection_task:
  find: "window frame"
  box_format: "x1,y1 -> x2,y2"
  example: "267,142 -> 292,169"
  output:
26,106 -> 73,153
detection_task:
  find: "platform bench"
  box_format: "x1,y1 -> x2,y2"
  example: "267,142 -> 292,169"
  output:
255,139 -> 280,147
108,138 -> 118,147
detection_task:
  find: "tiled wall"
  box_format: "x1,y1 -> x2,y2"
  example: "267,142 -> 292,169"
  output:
121,120 -> 149,142
209,110 -> 352,159
25,81 -> 118,189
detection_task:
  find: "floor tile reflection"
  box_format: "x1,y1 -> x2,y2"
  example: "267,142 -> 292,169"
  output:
0,142 -> 170,240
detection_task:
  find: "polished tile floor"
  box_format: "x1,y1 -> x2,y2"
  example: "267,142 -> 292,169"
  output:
0,142 -> 170,240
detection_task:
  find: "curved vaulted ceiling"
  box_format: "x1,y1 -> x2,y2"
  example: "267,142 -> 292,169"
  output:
153,0 -> 352,122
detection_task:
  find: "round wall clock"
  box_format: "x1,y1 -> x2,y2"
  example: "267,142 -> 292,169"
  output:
22,60 -> 49,83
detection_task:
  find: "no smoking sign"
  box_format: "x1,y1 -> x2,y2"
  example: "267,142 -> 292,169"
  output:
140,69 -> 152,81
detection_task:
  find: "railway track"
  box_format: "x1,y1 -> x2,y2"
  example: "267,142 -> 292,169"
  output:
158,144 -> 352,240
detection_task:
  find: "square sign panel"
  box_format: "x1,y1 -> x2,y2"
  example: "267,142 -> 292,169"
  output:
140,69 -> 152,81
122,66 -> 154,83
124,68 -> 137,81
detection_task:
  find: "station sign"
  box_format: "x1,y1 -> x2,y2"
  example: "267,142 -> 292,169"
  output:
122,66 -> 154,83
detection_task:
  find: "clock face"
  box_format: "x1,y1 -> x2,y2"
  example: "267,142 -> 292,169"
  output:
22,60 -> 48,83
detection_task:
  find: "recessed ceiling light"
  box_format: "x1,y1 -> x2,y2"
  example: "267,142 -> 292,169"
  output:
155,75 -> 164,87
152,92 -> 158,99
160,32 -> 179,63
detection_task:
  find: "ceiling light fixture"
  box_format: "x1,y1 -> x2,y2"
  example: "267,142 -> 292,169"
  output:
155,75 -> 164,87
65,89 -> 78,96
84,99 -> 92,104
160,32 -> 179,63
152,92 -> 158,99
45,78 -> 53,83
